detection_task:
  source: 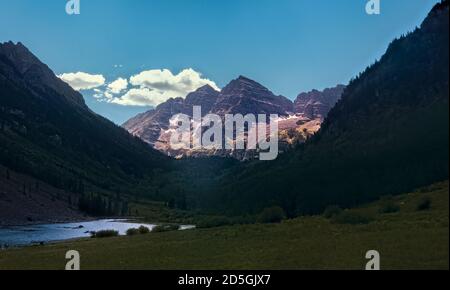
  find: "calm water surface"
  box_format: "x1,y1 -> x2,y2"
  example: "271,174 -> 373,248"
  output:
0,219 -> 194,247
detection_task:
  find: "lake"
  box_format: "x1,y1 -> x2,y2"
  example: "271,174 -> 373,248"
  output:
0,219 -> 195,247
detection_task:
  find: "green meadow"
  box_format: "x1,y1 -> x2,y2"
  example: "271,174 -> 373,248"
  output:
0,182 -> 448,270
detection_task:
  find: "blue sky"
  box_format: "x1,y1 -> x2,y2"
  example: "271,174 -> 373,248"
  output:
0,0 -> 439,124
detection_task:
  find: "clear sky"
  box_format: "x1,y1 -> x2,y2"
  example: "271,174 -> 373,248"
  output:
0,0 -> 440,124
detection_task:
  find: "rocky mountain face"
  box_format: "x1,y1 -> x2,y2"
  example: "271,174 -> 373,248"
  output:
0,42 -> 169,224
185,84 -> 221,112
213,76 -> 294,116
294,85 -> 346,120
123,76 -> 341,159
123,85 -> 220,147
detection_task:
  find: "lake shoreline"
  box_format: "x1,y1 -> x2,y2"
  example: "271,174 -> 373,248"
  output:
0,215 -> 156,228
0,216 -> 99,228
0,219 -> 160,248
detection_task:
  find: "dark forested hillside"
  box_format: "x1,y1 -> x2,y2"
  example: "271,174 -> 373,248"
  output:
197,1 -> 449,216
0,42 -> 170,200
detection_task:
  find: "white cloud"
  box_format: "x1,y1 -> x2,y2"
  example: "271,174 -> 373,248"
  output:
58,72 -> 105,91
107,68 -> 219,107
104,91 -> 113,99
131,68 -> 219,92
110,88 -> 172,107
107,77 -> 128,94
62,68 -> 219,107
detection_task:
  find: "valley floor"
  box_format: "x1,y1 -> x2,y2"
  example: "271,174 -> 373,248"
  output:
0,181 -> 448,270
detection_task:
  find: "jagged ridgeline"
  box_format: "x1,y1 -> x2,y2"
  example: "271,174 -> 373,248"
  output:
0,42 -> 171,198
203,1 -> 449,215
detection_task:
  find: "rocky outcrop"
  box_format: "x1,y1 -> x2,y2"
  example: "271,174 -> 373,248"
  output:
213,76 -> 294,116
294,85 -> 345,120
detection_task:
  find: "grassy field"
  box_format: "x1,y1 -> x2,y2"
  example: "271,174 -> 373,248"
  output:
0,181 -> 448,270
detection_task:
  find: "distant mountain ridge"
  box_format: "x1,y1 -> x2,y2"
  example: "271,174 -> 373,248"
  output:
294,85 -> 346,120
123,84 -> 221,147
212,76 -> 294,116
123,76 -> 345,159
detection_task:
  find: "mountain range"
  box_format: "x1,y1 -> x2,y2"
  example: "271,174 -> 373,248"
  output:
123,76 -> 345,159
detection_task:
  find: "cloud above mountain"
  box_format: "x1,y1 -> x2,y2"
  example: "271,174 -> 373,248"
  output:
58,72 -> 105,91
110,88 -> 170,106
60,68 -> 219,107
111,68 -> 219,106
130,68 -> 219,92
107,77 -> 128,94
